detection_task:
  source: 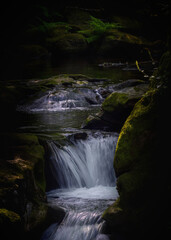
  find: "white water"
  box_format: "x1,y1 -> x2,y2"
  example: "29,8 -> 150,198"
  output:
42,133 -> 119,240
18,87 -> 104,112
46,133 -> 118,188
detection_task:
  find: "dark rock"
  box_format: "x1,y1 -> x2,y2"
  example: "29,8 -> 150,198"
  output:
82,114 -> 112,131
73,132 -> 88,140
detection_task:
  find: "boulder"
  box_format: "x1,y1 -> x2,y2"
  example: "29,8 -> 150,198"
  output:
83,81 -> 149,132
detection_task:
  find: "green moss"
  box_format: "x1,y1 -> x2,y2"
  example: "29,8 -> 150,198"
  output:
0,132 -> 46,202
0,132 -> 47,236
103,198 -> 122,219
0,209 -> 21,224
102,92 -> 129,112
103,82 -> 170,235
114,89 -> 158,175
103,53 -> 171,235
102,92 -> 141,113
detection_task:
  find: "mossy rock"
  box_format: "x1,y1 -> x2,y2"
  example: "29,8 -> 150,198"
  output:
102,92 -> 138,113
103,52 -> 171,238
0,132 -> 47,237
83,83 -> 148,132
0,208 -> 21,224
103,85 -> 171,238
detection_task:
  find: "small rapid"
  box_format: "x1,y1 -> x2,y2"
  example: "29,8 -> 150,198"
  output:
18,87 -> 104,112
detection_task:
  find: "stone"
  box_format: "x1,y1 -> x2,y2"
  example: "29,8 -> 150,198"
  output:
83,83 -> 149,132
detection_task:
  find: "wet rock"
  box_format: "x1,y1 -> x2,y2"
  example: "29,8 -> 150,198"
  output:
73,132 -> 88,140
83,82 -> 149,132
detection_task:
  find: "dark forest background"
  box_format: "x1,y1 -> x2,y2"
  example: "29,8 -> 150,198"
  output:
1,0 -> 170,79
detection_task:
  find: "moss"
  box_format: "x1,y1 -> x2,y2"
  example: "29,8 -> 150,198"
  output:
0,208 -> 21,224
103,52 -> 171,236
103,198 -> 122,220
102,92 -> 129,112
102,92 -> 141,113
114,89 -> 158,175
0,132 -> 46,211
103,83 -> 170,236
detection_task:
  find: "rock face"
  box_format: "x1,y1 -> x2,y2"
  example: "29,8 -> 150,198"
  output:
103,52 -> 171,239
83,80 -> 149,132
0,133 -> 47,239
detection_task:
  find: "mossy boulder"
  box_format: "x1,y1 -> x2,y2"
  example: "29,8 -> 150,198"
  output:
103,74 -> 171,238
0,132 -> 48,238
83,81 -> 149,131
102,92 -> 139,113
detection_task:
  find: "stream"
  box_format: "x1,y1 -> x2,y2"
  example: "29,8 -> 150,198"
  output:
16,58 -> 147,240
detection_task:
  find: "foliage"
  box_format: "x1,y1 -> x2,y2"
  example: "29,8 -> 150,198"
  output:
79,16 -> 122,43
90,16 -> 122,33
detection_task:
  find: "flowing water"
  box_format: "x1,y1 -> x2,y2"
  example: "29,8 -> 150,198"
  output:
15,59 -> 146,240
42,133 -> 119,240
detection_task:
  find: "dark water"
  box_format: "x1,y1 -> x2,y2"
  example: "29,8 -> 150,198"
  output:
7,56 -> 142,81
17,108 -> 99,134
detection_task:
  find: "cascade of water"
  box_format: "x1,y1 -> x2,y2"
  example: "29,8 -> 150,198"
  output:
18,87 -> 104,112
46,133 -> 118,190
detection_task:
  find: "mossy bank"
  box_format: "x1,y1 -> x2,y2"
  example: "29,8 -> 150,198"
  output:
0,132 -> 48,239
103,52 -> 171,239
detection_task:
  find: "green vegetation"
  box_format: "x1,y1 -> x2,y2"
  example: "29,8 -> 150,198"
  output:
79,16 -> 122,43
0,133 -> 47,237
0,208 -> 21,224
102,92 -> 130,112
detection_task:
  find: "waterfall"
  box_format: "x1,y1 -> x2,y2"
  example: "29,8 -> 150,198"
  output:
42,132 -> 119,240
45,132 -> 118,190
